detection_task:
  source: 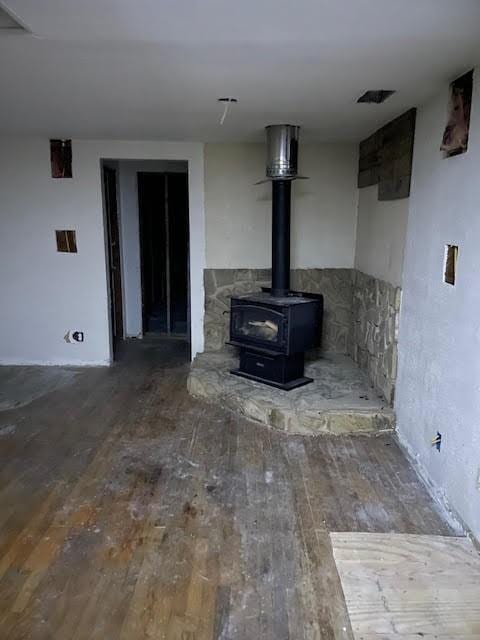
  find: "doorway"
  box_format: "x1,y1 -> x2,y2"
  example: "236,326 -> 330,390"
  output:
102,165 -> 123,357
138,172 -> 189,337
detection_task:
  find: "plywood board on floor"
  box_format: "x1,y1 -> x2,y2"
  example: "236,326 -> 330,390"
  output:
331,532 -> 480,639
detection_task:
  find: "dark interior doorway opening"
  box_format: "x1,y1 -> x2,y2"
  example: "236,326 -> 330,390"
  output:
138,172 -> 189,337
102,164 -> 123,358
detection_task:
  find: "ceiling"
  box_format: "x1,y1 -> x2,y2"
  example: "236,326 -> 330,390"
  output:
1,0 -> 480,142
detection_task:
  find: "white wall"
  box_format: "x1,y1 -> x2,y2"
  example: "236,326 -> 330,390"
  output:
117,162 -> 141,338
354,185 -> 409,286
0,139 -> 205,365
116,160 -> 187,338
395,69 -> 480,540
205,143 -> 358,268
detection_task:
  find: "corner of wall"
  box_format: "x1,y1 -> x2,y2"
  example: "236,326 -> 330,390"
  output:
394,68 -> 480,542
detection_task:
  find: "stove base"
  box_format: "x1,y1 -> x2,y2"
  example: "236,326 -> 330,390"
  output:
230,368 -> 313,390
230,348 -> 312,391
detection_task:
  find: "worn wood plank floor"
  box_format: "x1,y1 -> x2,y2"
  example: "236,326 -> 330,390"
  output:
0,338 -> 454,639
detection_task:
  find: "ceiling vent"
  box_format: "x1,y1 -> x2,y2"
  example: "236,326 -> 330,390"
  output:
357,90 -> 396,104
0,4 -> 28,33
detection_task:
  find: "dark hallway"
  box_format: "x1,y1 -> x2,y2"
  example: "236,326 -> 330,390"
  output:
138,172 -> 189,338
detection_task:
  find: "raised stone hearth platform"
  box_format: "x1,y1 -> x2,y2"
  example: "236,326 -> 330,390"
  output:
188,351 -> 395,436
202,268 -> 402,405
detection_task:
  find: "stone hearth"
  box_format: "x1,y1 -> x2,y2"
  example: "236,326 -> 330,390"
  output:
188,351 -> 395,436
202,268 -> 401,405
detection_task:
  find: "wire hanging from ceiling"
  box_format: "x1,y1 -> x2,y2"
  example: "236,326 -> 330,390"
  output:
218,98 -> 238,125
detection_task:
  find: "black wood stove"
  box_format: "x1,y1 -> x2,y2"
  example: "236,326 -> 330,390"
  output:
228,125 -> 323,390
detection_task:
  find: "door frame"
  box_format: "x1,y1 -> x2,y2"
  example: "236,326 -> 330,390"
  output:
98,142 -> 205,364
102,165 -> 124,355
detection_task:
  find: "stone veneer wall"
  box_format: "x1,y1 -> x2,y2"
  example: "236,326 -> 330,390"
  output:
290,269 -> 353,353
203,268 -> 353,354
351,270 -> 401,405
204,269 -> 270,352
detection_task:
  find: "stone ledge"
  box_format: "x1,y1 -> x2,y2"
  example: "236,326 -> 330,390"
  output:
188,351 -> 395,436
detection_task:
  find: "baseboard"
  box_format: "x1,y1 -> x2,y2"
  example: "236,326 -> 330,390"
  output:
395,430 -> 479,547
0,357 -> 111,367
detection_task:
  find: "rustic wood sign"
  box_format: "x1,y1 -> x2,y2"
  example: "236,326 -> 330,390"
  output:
358,108 -> 416,201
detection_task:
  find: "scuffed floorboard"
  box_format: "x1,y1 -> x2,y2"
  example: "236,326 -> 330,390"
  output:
0,366 -> 79,412
331,532 -> 480,639
0,338 -> 456,639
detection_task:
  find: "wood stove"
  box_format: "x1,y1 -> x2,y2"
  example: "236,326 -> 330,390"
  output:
229,291 -> 323,389
228,125 -> 323,390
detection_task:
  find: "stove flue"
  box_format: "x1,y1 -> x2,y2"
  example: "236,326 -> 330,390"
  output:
265,124 -> 300,180
266,125 -> 298,296
228,125 -> 323,390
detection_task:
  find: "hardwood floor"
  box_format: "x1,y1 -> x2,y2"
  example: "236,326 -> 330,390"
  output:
0,338 -> 453,639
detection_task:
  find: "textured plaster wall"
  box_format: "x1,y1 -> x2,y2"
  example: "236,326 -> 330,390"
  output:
355,184 -> 409,287
395,70 -> 480,540
0,139 -> 205,364
204,142 -> 358,269
351,161 -> 410,404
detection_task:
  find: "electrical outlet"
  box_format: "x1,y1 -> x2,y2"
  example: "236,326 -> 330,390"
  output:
64,330 -> 84,344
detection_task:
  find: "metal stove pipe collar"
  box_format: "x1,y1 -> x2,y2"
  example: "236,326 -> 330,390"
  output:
265,124 -> 300,180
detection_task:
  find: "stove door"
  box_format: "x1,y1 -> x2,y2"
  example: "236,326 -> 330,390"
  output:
230,304 -> 287,351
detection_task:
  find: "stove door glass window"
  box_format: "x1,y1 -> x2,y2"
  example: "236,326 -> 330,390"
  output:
232,305 -> 286,348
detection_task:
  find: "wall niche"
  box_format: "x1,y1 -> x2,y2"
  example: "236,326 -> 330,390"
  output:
440,69 -> 473,158
50,139 -> 72,178
358,108 -> 416,201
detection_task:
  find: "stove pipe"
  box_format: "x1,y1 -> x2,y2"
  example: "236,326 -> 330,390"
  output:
264,125 -> 301,297
271,179 -> 291,297
266,124 -> 300,180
